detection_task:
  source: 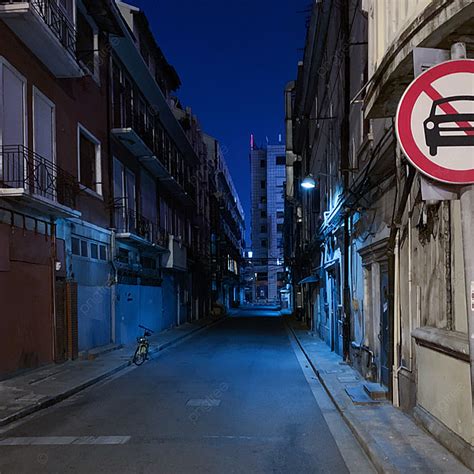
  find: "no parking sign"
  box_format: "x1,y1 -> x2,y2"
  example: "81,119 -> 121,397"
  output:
396,59 -> 474,184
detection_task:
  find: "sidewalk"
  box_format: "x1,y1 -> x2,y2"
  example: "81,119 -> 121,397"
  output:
287,318 -> 471,473
0,316 -> 224,427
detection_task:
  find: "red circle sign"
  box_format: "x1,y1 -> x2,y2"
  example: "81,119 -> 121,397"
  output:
396,59 -> 474,184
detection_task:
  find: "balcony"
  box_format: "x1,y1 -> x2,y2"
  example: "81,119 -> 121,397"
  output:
0,145 -> 80,217
114,205 -> 168,252
162,235 -> 187,271
0,0 -> 83,77
111,104 -> 195,207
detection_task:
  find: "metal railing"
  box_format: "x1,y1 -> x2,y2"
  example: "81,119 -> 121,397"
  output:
0,144 -> 79,209
112,101 -> 194,200
1,0 -> 77,57
113,101 -> 156,153
114,205 -> 168,248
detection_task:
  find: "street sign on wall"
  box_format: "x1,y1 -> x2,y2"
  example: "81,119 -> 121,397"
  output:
396,59 -> 474,184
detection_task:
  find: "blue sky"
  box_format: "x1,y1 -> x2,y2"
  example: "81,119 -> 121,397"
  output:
126,0 -> 308,241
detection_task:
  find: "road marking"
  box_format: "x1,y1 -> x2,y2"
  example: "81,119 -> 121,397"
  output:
284,325 -> 376,474
203,435 -> 286,442
0,436 -> 130,446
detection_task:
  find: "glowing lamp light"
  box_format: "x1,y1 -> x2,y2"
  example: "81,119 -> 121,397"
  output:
301,174 -> 316,190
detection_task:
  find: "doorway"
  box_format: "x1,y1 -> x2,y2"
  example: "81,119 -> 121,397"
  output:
327,266 -> 342,356
379,263 -> 390,387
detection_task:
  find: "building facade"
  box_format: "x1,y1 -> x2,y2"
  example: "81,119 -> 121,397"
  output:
285,0 -> 474,468
250,139 -> 286,303
0,0 -> 243,378
204,134 -> 245,310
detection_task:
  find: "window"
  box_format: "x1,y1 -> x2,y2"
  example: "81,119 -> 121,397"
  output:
256,272 -> 267,281
72,237 -> 80,256
139,36 -> 150,66
58,0 -> 74,22
260,196 -> 267,204
276,156 -> 286,166
72,237 -> 107,261
261,239 -> 268,248
261,211 -> 267,218
260,224 -> 267,233
90,242 -> 98,259
141,256 -> 156,270
277,223 -> 284,233
76,10 -> 98,78
99,244 -> 107,261
260,160 -> 266,168
277,211 -> 284,219
80,240 -> 88,257
117,248 -> 129,264
260,180 -> 266,189
1,59 -> 26,148
78,125 -> 101,195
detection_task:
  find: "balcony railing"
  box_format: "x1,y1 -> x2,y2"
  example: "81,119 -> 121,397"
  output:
112,101 -> 195,204
1,0 -> 77,57
114,205 -> 168,248
0,144 -> 79,209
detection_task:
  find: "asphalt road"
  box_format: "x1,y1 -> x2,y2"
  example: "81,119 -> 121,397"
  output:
0,309 -> 374,473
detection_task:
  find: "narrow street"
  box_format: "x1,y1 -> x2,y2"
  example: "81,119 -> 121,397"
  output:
0,309 -> 374,474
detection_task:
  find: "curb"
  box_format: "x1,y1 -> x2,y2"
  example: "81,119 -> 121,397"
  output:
0,317 -> 226,428
285,320 -> 397,474
0,361 -> 131,427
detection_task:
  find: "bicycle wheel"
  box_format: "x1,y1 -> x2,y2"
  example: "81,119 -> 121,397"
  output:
133,345 -> 146,366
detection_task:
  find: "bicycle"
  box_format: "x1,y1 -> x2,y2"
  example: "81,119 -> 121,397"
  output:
133,325 -> 154,366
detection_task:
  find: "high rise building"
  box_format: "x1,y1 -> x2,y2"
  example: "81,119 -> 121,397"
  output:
250,138 -> 286,302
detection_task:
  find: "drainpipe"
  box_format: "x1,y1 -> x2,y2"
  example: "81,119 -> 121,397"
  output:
51,220 -> 58,362
105,32 -> 114,230
341,0 -> 351,361
110,229 -> 118,344
177,282 -> 181,326
452,41 -> 474,444
392,230 -> 400,407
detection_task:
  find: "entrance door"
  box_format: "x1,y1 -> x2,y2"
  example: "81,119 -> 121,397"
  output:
379,263 -> 390,387
33,88 -> 55,199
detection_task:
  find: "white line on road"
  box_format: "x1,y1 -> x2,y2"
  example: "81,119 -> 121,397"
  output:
0,436 -> 131,446
203,435 -> 285,442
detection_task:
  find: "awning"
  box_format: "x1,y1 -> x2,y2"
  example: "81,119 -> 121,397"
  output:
298,275 -> 319,285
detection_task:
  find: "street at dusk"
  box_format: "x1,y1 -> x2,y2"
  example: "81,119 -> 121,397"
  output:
0,310 -> 376,474
0,0 -> 474,472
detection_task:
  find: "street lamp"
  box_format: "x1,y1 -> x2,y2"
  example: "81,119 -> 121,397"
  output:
301,174 -> 316,190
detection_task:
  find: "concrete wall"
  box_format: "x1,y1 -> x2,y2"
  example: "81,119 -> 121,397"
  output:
162,273 -> 178,330
417,344 -> 472,443
115,284 -> 163,345
77,285 -> 111,351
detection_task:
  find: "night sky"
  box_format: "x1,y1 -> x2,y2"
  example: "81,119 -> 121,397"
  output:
126,0 -> 308,242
